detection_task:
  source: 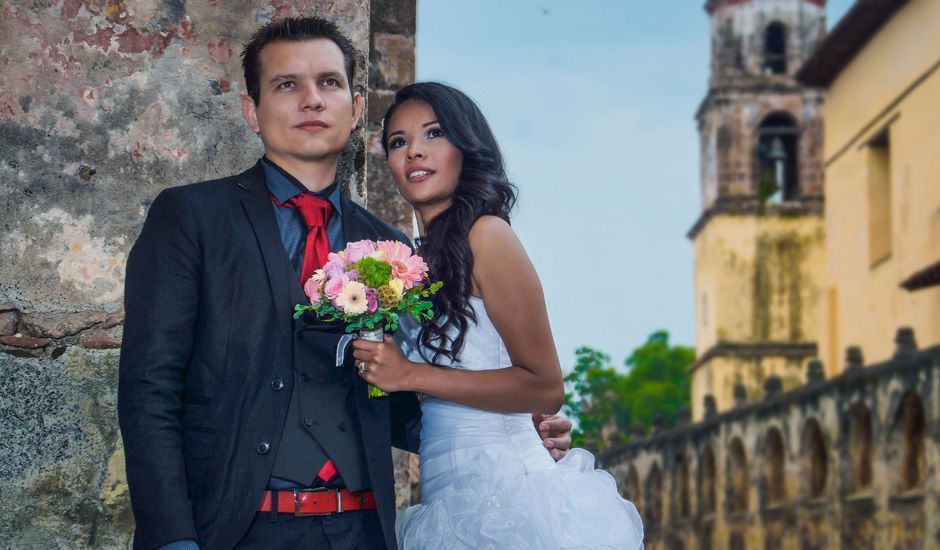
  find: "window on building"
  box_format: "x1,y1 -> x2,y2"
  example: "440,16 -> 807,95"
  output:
700,446 -> 717,515
801,419 -> 828,498
764,427 -> 786,503
867,129 -> 892,266
847,402 -> 873,492
763,22 -> 787,75
756,112 -> 799,202
727,438 -> 749,512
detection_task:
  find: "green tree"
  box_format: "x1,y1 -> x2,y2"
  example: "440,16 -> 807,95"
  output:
563,330 -> 694,449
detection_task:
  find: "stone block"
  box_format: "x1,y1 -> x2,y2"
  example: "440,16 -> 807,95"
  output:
367,89 -> 397,127
100,309 -> 125,330
0,334 -> 50,349
370,0 -> 416,34
0,311 -> 19,336
19,311 -> 110,339
0,350 -> 130,547
80,331 -> 122,350
370,33 -> 415,88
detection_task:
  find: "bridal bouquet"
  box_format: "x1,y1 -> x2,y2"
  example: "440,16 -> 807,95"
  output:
293,239 -> 441,397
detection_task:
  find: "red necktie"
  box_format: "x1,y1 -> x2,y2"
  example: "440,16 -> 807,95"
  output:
272,193 -> 338,482
276,193 -> 333,285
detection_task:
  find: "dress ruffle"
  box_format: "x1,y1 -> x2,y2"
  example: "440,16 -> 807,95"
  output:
396,430 -> 643,549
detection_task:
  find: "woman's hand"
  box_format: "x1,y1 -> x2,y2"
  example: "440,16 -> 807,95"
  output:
533,413 -> 573,461
351,335 -> 417,393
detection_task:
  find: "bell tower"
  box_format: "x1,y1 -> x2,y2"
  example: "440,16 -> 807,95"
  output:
690,0 -> 828,420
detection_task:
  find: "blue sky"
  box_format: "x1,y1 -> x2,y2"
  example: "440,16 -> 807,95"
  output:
415,1 -> 856,370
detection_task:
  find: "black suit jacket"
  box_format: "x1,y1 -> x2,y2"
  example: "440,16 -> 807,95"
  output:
118,161 -> 421,550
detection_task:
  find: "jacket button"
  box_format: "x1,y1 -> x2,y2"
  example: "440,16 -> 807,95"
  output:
338,421 -> 348,432
304,417 -> 314,427
271,378 -> 285,391
257,442 -> 271,455
300,373 -> 310,382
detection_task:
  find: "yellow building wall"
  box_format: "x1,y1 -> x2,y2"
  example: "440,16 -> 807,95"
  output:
820,0 -> 940,368
691,354 -> 807,420
694,215 -> 825,351
691,214 -> 825,419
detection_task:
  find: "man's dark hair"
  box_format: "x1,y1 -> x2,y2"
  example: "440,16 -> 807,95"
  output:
241,16 -> 357,104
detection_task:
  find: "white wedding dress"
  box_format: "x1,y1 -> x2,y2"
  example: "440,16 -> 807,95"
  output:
396,297 -> 644,549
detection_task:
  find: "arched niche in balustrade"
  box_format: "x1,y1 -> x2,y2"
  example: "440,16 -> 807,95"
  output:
800,418 -> 828,499
763,426 -> 787,505
891,390 -> 926,492
622,465 -> 642,512
645,462 -> 664,527
844,401 -> 873,493
675,453 -> 691,519
726,438 -> 749,513
699,445 -> 717,516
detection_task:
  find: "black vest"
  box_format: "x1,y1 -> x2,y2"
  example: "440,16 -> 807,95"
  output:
271,263 -> 370,490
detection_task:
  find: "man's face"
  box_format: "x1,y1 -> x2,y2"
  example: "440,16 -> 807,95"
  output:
241,39 -> 362,174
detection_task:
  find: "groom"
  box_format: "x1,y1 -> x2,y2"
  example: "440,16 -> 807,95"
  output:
118,16 -> 570,550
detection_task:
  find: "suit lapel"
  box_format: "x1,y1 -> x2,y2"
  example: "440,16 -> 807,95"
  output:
237,162 -> 296,323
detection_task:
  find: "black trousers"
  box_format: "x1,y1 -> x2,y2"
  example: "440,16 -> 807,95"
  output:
234,510 -> 387,550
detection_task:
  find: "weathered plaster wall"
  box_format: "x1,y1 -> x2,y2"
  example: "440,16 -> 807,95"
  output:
0,1 -> 413,547
694,215 -> 825,352
819,0 -> 940,370
690,214 -> 825,419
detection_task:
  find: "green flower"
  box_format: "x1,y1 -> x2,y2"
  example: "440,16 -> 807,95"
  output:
352,256 -> 392,288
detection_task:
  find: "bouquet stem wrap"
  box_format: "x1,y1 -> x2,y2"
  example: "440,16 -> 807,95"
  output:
359,327 -> 387,398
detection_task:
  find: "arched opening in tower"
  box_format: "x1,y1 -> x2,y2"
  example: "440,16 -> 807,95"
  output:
756,112 -> 799,202
763,22 -> 788,75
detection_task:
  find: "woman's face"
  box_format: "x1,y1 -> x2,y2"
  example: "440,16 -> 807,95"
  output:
385,100 -> 463,217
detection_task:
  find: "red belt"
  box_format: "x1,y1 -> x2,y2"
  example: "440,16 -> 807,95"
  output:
258,488 -> 376,516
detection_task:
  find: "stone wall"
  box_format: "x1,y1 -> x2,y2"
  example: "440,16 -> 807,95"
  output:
366,0 -> 421,511
0,1 -> 413,547
600,328 -> 940,550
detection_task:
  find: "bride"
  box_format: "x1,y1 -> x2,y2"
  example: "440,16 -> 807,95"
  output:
352,82 -> 643,549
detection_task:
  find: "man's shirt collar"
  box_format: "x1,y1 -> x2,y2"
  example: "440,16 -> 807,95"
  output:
261,156 -> 343,215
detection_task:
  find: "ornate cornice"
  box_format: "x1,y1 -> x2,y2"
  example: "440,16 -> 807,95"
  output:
687,341 -> 818,374
686,196 -> 824,240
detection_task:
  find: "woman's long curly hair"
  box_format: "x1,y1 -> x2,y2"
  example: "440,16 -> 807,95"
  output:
382,82 -> 517,362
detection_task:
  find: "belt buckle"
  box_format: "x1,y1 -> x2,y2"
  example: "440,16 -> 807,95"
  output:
293,487 -> 341,517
